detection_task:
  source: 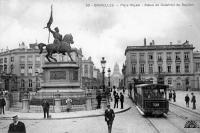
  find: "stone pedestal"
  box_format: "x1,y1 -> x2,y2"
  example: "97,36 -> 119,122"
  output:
22,99 -> 29,112
54,98 -> 61,113
5,98 -> 10,111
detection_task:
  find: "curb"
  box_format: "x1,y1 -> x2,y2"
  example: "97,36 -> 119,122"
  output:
169,102 -> 200,116
0,107 -> 131,121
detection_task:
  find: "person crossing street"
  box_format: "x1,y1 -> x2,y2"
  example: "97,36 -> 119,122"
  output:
105,104 -> 115,133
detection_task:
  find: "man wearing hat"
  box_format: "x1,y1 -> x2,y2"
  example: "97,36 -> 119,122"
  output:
0,95 -> 6,114
8,115 -> 26,133
104,104 -> 115,133
48,26 -> 62,53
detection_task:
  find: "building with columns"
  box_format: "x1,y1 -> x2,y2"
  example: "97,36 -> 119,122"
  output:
124,39 -> 200,91
0,42 -> 82,93
193,51 -> 200,90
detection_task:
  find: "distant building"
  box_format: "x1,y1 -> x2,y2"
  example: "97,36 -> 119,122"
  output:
193,51 -> 200,90
111,63 -> 122,88
81,57 -> 101,89
124,39 -> 199,91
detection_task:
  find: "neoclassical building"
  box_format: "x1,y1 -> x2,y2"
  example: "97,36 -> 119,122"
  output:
0,42 -> 82,93
124,39 -> 200,91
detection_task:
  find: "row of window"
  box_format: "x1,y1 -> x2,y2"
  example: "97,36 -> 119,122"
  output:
131,63 -> 190,74
0,56 -> 40,64
83,64 -> 93,78
0,57 -> 14,64
131,52 -> 190,62
20,79 -> 40,88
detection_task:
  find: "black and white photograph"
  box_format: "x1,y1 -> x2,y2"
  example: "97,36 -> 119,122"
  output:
0,0 -> 200,132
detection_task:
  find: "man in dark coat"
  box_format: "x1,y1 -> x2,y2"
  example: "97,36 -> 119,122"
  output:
185,94 -> 190,107
114,93 -> 119,108
172,90 -> 176,102
169,90 -> 172,101
96,93 -> 102,109
120,92 -> 124,109
191,93 -> 196,109
0,95 -> 6,114
42,99 -> 50,118
8,115 -> 26,133
105,104 -> 115,133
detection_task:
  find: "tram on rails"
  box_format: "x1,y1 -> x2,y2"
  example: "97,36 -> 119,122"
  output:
133,84 -> 169,115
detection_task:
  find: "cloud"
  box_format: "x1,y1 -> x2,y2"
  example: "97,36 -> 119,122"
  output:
0,0 -> 200,71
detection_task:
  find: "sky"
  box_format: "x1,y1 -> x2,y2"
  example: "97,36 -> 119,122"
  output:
0,0 -> 200,75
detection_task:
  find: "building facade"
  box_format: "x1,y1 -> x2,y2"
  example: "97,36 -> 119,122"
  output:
124,40 -> 198,91
81,57 -> 102,89
193,51 -> 200,90
0,42 -> 82,93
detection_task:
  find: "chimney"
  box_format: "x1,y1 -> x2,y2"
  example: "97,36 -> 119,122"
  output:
152,40 -> 155,45
150,42 -> 152,46
170,42 -> 173,45
144,38 -> 146,46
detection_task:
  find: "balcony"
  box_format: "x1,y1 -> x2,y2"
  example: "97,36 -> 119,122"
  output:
139,59 -> 145,63
148,59 -> 154,63
157,58 -> 163,63
166,58 -> 172,62
175,58 -> 181,63
184,58 -> 190,63
131,59 -> 137,63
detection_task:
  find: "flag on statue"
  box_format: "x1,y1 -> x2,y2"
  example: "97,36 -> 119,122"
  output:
44,5 -> 53,29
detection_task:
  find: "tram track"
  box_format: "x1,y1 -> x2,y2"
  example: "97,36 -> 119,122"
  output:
169,103 -> 200,120
135,104 -> 188,133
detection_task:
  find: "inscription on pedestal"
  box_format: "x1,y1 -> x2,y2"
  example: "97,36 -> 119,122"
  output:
50,71 -> 66,80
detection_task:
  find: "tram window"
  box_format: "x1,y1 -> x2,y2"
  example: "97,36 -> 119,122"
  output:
159,88 -> 166,98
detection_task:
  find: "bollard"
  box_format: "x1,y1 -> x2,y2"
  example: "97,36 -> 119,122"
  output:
5,97 -> 10,111
54,98 -> 61,113
86,98 -> 92,110
22,98 -> 29,113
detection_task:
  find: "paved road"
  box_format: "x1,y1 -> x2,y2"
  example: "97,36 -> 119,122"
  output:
1,94 -> 200,133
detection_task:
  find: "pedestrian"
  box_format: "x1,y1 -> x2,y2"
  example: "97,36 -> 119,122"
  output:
8,115 -> 26,133
172,90 -> 176,102
123,87 -> 125,94
113,88 -> 116,97
42,99 -> 50,118
66,98 -> 72,112
191,93 -> 196,109
169,90 -> 172,101
185,94 -> 190,107
96,93 -> 102,109
105,104 -> 115,133
0,95 -> 6,114
120,92 -> 124,109
114,93 -> 119,108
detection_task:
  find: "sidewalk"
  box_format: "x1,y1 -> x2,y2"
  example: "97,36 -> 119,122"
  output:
0,100 -> 131,120
169,90 -> 200,114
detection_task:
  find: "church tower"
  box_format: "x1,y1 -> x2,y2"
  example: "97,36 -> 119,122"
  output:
111,63 -> 122,88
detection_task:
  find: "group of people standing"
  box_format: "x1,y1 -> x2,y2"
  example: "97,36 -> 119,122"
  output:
168,90 -> 176,102
113,90 -> 124,109
185,93 -> 196,109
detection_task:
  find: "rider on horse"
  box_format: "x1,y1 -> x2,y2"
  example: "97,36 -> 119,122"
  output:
48,27 -> 62,53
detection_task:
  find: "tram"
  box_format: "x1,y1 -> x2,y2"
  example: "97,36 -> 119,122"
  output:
134,84 -> 169,115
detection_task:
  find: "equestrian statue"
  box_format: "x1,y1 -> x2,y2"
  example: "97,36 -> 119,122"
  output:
38,5 -> 78,62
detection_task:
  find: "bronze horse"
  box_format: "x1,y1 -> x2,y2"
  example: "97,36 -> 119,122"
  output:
38,34 -> 78,62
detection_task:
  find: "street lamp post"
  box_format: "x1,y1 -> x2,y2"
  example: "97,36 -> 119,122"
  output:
101,57 -> 106,91
35,72 -> 38,92
107,68 -> 111,91
101,57 -> 108,106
